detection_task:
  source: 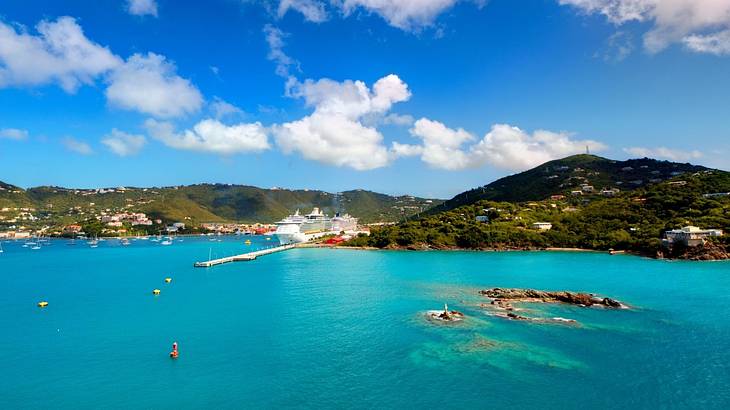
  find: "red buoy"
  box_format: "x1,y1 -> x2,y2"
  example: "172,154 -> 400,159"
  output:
169,342 -> 179,359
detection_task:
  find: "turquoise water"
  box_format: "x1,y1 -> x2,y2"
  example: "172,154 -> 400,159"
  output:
1,237 -> 729,409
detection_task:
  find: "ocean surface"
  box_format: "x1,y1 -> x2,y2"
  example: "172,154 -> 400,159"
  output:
1,236 -> 729,409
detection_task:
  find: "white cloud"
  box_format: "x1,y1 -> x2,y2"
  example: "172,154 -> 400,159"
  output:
210,97 -> 245,119
683,29 -> 730,56
105,52 -> 203,118
278,0 -> 329,22
0,128 -> 29,140
101,129 -> 146,156
274,0 -> 469,31
145,118 -> 270,154
273,74 -> 411,170
407,118 -> 475,170
400,119 -> 607,171
127,0 -> 158,17
62,137 -> 93,155
338,0 -> 459,31
263,25 -> 299,78
471,124 -> 607,170
382,113 -> 415,126
390,141 -> 423,157
559,0 -> 730,54
0,17 -> 121,92
623,146 -> 703,162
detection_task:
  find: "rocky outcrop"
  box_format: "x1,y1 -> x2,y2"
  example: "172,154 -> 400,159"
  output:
479,288 -> 626,309
670,241 -> 730,261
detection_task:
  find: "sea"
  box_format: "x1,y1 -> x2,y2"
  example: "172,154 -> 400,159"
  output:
1,236 -> 729,409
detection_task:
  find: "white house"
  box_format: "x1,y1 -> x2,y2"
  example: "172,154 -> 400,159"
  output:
531,222 -> 553,231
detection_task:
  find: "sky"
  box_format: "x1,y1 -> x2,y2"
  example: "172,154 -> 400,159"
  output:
1,0 -> 729,199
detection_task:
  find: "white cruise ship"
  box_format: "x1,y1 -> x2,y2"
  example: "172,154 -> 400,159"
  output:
274,208 -> 358,244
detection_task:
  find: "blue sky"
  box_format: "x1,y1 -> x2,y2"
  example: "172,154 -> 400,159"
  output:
1,0 -> 729,198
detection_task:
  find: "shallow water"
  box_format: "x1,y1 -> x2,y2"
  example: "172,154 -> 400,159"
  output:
1,237 -> 729,409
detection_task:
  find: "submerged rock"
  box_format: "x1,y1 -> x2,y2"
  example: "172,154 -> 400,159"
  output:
479,287 -> 627,309
426,303 -> 465,322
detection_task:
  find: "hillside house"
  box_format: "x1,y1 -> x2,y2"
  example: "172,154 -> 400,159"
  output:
664,226 -> 723,247
531,222 -> 553,231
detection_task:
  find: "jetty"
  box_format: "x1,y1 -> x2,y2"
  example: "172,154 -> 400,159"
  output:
194,244 -> 296,267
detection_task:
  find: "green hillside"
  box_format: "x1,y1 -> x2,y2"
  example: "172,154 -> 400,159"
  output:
428,154 -> 709,214
0,182 -> 442,231
347,157 -> 730,258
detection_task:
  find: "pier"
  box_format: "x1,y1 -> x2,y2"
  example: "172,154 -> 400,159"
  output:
193,244 -> 297,267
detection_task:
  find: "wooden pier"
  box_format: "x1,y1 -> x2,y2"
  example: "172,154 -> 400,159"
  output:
193,244 -> 296,267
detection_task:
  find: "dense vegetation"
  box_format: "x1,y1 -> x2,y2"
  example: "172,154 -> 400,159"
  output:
0,182 -> 441,227
347,167 -> 730,256
427,154 -> 709,214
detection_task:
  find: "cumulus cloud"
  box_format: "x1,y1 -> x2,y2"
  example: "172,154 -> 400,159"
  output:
105,53 -> 203,118
338,0 -> 459,31
127,0 -> 158,17
62,137 -> 93,155
398,119 -> 607,171
101,129 -> 146,156
623,146 -> 703,162
471,124 -> 607,170
0,128 -> 29,140
0,17 -> 121,92
274,0 -> 468,31
559,0 -> 730,54
145,118 -> 270,154
273,74 -> 411,170
407,118 -> 475,170
263,25 -> 299,78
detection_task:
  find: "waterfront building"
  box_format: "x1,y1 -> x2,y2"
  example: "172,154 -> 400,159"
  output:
664,226 -> 723,247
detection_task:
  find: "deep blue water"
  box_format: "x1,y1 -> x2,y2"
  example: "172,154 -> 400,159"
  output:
1,236 -> 729,409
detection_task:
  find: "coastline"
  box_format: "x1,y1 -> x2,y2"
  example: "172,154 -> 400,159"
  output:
332,244 -> 727,261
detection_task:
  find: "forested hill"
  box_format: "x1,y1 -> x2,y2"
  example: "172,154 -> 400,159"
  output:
346,168 -> 730,258
0,182 -> 441,224
428,154 -> 710,214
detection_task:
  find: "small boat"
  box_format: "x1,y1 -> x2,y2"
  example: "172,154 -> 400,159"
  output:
161,239 -> 173,246
0,242 -> 4,253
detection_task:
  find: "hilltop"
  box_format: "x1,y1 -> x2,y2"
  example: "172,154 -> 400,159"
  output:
428,154 -> 709,214
0,182 -> 442,230
346,155 -> 730,259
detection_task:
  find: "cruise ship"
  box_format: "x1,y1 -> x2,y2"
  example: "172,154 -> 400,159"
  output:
274,208 -> 358,244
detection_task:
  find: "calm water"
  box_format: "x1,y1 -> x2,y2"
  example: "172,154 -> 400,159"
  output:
1,236 -> 729,409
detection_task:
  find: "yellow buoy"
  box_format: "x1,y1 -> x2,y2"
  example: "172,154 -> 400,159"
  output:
266,237 -> 271,241
37,301 -> 48,308
152,289 -> 161,295
245,240 -> 252,245
165,278 -> 172,283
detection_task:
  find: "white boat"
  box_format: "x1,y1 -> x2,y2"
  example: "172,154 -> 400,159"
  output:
0,242 -> 4,253
274,208 -> 358,244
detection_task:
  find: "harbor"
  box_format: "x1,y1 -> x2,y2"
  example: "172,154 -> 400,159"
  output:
193,243 -> 297,267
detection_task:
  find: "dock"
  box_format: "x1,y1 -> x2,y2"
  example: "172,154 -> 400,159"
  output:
193,244 -> 296,267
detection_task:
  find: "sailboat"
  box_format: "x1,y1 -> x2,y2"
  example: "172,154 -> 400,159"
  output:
31,235 -> 41,250
0,242 -> 4,253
